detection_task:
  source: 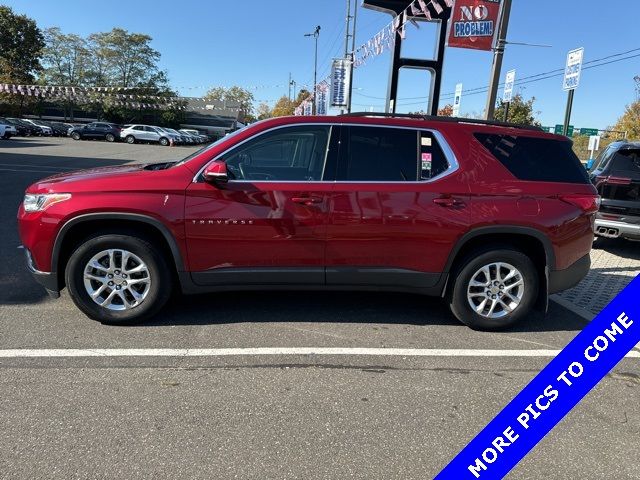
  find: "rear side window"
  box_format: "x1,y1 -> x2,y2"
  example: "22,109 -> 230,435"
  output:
340,126 -> 418,181
475,133 -> 590,184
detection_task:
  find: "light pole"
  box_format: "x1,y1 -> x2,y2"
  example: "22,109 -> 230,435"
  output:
305,25 -> 321,115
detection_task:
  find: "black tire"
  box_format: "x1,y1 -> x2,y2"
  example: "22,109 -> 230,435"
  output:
65,234 -> 172,325
159,137 -> 169,147
105,133 -> 115,142
448,247 -> 538,331
71,132 -> 81,141
126,135 -> 136,144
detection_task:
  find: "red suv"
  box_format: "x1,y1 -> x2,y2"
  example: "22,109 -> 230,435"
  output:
17,114 -> 599,330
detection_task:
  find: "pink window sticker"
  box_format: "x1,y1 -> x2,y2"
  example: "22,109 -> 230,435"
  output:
422,153 -> 432,162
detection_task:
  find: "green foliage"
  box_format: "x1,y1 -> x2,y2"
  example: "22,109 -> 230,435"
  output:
0,6 -> 44,115
0,6 -> 44,83
495,94 -> 541,126
204,86 -> 255,113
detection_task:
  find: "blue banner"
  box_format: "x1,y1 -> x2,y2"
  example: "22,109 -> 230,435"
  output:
435,274 -> 640,479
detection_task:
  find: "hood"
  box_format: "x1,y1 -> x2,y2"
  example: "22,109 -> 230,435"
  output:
27,163 -> 150,193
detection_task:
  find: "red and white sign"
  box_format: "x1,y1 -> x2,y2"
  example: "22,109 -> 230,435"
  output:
447,0 -> 502,51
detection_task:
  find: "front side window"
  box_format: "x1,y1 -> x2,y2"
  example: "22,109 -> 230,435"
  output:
222,125 -> 330,181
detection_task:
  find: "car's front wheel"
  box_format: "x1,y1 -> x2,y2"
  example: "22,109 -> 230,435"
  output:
65,234 -> 172,324
71,132 -> 81,140
449,248 -> 538,330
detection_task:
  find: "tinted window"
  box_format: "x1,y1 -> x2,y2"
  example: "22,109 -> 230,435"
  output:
223,126 -> 330,181
475,133 -> 590,184
419,131 -> 450,180
607,149 -> 640,178
339,126 -> 418,181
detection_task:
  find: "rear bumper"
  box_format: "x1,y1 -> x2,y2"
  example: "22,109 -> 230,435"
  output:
24,248 -> 60,298
548,254 -> 590,294
595,218 -> 640,239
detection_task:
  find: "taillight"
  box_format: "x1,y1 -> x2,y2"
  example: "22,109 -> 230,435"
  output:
559,194 -> 600,213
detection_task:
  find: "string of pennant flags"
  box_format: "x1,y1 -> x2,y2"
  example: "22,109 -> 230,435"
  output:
0,83 -> 245,111
295,0 -> 453,115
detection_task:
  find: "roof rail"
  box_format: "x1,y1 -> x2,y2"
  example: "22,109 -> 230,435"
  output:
340,112 -> 545,132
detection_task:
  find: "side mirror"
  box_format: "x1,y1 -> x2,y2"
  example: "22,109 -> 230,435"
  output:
203,160 -> 229,186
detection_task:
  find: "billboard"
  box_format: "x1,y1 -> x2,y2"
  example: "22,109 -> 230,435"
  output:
447,0 -> 502,51
330,59 -> 352,108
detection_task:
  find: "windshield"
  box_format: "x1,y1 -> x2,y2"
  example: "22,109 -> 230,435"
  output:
172,126 -> 249,168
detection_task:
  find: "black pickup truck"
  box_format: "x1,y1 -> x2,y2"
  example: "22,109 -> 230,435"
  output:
589,141 -> 640,241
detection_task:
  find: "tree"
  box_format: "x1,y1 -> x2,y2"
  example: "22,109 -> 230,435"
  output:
494,93 -> 541,126
87,28 -> 162,88
0,6 -> 44,83
256,102 -> 272,120
612,100 -> 640,141
271,96 -> 296,117
295,89 -> 311,104
204,86 -> 254,114
0,6 -> 44,115
41,27 -> 91,120
438,104 -> 453,117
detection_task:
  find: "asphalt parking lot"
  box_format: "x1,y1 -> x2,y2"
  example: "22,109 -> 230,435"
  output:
0,137 -> 639,479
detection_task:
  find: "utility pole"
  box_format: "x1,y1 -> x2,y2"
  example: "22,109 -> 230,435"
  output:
485,0 -> 513,120
305,26 -> 321,114
340,0 -> 353,115
347,0 -> 358,113
288,73 -> 292,101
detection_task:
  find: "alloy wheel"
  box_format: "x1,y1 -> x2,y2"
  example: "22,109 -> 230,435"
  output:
83,249 -> 151,311
466,262 -> 525,319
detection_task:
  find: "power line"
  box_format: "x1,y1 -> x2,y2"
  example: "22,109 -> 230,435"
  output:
353,46 -> 640,106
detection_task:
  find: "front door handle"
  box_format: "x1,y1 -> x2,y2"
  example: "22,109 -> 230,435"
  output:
433,196 -> 466,208
291,196 -> 323,206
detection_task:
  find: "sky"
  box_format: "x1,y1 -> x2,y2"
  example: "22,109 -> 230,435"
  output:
3,0 -> 639,129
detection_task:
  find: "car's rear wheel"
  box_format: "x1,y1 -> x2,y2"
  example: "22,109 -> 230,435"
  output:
65,234 -> 172,325
71,132 -> 81,140
449,248 -> 538,330
105,133 -> 115,142
126,135 -> 135,144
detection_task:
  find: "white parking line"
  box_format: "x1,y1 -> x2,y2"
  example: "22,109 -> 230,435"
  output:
0,348 -> 638,358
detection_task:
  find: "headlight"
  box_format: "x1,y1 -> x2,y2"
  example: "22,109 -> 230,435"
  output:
23,193 -> 72,212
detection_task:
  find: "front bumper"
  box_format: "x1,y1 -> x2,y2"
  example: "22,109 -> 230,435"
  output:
594,218 -> 640,239
548,254 -> 590,294
24,248 -> 60,298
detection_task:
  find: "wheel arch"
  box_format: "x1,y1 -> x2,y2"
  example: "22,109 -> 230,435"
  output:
52,213 -> 186,290
443,226 -> 554,310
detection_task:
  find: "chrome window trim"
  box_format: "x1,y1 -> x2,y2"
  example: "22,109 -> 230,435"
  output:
192,122 -> 459,184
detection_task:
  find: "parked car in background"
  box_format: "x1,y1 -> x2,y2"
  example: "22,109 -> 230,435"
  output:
18,114 -> 599,330
589,141 -> 640,242
154,127 -> 183,146
120,125 -> 177,146
0,119 -> 17,138
0,117 -> 29,136
7,118 -> 44,136
164,127 -> 190,144
69,122 -> 122,142
179,129 -> 208,144
21,119 -> 53,136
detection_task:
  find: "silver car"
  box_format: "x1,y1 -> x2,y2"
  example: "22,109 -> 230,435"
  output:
121,125 -> 177,147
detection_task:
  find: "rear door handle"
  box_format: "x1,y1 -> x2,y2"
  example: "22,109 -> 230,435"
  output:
433,196 -> 466,208
291,196 -> 323,205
